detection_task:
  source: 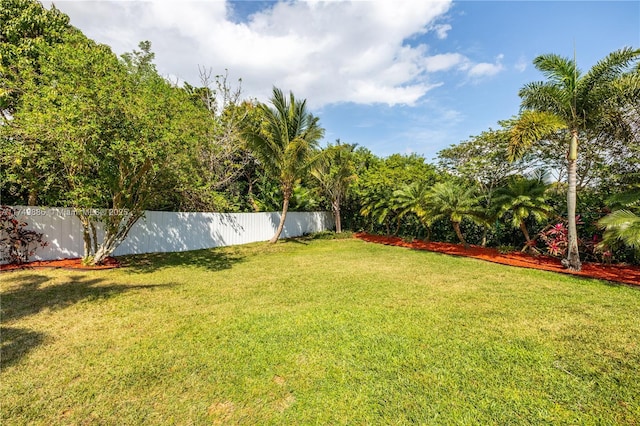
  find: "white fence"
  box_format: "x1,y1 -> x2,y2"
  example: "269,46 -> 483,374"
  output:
6,207 -> 335,262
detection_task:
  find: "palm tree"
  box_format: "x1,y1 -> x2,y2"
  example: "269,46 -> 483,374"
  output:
393,181 -> 432,241
493,177 -> 554,253
423,181 -> 485,248
241,87 -> 325,243
311,141 -> 357,233
509,48 -> 640,270
360,189 -> 396,236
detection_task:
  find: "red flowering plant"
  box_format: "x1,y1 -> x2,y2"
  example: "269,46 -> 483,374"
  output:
0,206 -> 48,264
538,216 -> 583,258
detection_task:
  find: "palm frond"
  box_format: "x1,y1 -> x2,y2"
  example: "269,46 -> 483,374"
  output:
533,54 -> 580,90
605,188 -> 640,211
519,82 -> 571,119
508,110 -> 565,160
579,47 -> 640,95
598,209 -> 640,250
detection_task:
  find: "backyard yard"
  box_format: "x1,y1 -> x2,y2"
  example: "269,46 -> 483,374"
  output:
1,237 -> 639,424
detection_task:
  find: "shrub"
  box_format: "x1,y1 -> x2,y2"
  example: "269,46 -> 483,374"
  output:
309,230 -> 355,240
497,245 -> 516,254
0,206 -> 48,264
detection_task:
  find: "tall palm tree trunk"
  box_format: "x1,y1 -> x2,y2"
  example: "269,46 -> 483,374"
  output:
565,130 -> 582,270
270,189 -> 291,243
332,199 -> 342,233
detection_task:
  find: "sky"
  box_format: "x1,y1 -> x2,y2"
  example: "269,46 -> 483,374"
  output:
44,0 -> 640,162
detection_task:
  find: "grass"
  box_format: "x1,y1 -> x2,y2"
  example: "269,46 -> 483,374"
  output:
1,237 -> 639,425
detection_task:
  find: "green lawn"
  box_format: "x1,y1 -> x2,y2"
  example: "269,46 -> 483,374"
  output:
2,237 -> 639,425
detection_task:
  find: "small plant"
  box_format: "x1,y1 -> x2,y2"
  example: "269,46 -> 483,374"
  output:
539,216 -> 587,258
310,230 -> 354,240
497,245 -> 516,254
0,206 -> 48,264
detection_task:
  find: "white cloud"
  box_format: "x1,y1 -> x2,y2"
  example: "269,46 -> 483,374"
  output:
515,56 -> 528,72
44,1 -> 500,107
433,24 -> 452,39
468,54 -> 505,78
423,53 -> 468,72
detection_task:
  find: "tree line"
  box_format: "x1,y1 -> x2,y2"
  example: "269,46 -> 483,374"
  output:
2,0 -> 639,270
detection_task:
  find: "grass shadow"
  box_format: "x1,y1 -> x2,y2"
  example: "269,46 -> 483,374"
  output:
1,274 -> 171,323
1,326 -> 46,369
1,274 -> 172,368
120,246 -> 245,274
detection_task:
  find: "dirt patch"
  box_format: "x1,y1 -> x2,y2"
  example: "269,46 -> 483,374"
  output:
355,233 -> 640,287
0,256 -> 120,272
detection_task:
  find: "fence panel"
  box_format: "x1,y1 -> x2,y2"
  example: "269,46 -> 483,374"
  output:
4,207 -> 334,262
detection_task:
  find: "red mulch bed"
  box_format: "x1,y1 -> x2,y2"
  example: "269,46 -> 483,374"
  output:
355,233 -> 640,287
0,256 -> 120,272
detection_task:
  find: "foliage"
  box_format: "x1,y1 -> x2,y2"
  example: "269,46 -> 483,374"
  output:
2,6 -> 210,264
509,48 -> 640,270
354,153 -> 438,235
311,141 -> 357,233
422,180 -> 486,247
439,126 -> 533,200
307,230 -> 355,240
241,87 -> 325,242
539,222 -> 569,257
177,70 -> 255,212
493,176 -> 554,252
0,0 -> 73,205
598,188 -> 640,253
392,181 -> 433,240
0,205 -> 47,263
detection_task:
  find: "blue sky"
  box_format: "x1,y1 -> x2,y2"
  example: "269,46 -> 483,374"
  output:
47,1 -> 639,162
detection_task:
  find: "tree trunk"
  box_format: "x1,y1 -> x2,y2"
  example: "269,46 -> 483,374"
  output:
481,226 -> 488,247
422,225 -> 431,243
519,220 -> 534,253
565,130 -> 582,271
28,189 -> 38,206
270,189 -> 291,243
79,215 -> 94,260
332,199 -> 342,233
452,221 -> 469,248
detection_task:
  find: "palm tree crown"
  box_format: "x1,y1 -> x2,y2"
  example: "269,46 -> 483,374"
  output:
423,181 -> 485,247
493,177 -> 554,251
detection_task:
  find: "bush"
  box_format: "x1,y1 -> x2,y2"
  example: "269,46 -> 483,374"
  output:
0,206 -> 48,264
309,230 -> 355,240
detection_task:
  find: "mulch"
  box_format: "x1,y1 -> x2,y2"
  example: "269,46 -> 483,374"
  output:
355,233 -> 640,287
0,256 -> 120,272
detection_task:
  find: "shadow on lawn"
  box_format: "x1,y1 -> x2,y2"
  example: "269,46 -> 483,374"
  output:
1,274 -> 171,368
1,327 -> 46,369
121,247 -> 245,274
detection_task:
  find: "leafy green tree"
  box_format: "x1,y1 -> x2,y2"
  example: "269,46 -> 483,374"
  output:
493,177 -> 554,253
4,27 -> 209,263
0,0 -> 72,205
311,141 -> 357,233
355,153 -> 438,235
178,70 -> 254,212
509,48 -> 640,270
241,87 -> 324,243
423,181 -> 485,248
